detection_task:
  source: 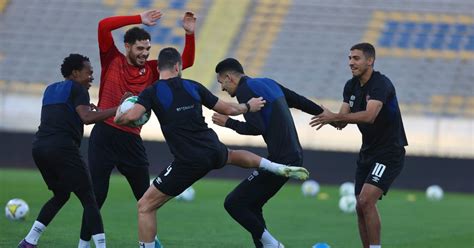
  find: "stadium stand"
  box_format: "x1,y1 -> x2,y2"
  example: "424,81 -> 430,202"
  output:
0,0 -> 472,157
226,0 -> 474,117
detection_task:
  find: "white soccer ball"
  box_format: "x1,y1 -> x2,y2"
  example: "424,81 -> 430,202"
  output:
339,182 -> 355,196
339,195 -> 357,213
426,185 -> 444,201
5,198 -> 29,220
301,180 -> 320,197
118,96 -> 150,127
176,186 -> 195,202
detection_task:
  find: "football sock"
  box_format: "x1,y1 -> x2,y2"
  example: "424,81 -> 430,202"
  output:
139,241 -> 155,248
92,233 -> 106,248
259,158 -> 285,173
25,220 -> 46,245
260,229 -> 279,247
369,245 -> 381,248
78,239 -> 91,248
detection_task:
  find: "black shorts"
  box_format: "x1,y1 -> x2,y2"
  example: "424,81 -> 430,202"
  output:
33,145 -> 92,192
89,122 -> 149,168
355,147 -> 405,196
152,142 -> 228,196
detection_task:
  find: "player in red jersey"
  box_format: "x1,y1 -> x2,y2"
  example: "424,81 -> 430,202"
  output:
78,10 -> 196,248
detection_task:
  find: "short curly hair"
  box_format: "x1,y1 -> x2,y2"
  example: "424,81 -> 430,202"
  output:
60,54 -> 90,78
124,27 -> 151,44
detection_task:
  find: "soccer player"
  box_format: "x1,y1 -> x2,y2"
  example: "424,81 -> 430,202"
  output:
114,47 -> 310,248
310,43 -> 408,248
212,58 -> 325,248
18,54 -> 126,248
78,10 -> 195,247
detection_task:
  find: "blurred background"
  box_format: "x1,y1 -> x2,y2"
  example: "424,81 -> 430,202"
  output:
0,0 -> 473,192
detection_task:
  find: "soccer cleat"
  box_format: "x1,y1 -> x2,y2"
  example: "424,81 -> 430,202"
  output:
284,166 -> 309,180
18,239 -> 37,248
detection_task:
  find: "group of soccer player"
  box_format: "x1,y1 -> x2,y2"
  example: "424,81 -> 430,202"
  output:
18,8 -> 407,248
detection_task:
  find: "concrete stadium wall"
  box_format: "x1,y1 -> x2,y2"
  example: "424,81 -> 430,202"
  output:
1,131 -> 472,193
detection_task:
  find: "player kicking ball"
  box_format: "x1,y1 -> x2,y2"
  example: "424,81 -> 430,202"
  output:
114,47 -> 309,248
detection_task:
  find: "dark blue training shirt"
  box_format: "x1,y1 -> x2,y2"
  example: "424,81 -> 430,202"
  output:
343,71 -> 408,154
137,77 -> 222,164
225,76 -> 323,165
34,80 -> 90,147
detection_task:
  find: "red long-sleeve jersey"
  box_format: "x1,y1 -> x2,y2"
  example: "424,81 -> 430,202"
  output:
97,15 -> 195,135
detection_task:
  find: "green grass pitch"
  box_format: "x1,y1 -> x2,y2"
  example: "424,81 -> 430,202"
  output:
1,169 -> 473,247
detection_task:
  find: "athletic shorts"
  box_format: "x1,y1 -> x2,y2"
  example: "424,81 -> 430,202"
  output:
355,147 -> 405,196
89,122 -> 149,168
32,145 -> 92,192
152,142 -> 228,196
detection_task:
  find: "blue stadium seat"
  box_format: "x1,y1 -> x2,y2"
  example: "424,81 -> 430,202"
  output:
436,23 -> 450,34
384,21 -> 399,32
171,36 -> 183,45
414,34 -> 429,49
397,32 -> 411,48
431,34 -> 445,49
403,22 -> 416,32
379,31 -> 395,47
420,23 -> 433,34
448,35 -> 463,51
465,35 -> 474,51
146,27 -> 171,44
137,0 -> 152,8
454,24 -> 467,34
171,0 -> 186,9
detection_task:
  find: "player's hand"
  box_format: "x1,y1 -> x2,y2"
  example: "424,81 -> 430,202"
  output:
182,11 -> 196,34
310,105 -> 337,129
141,9 -> 162,26
89,103 -> 98,111
120,92 -> 133,103
247,97 -> 266,112
212,113 -> 229,127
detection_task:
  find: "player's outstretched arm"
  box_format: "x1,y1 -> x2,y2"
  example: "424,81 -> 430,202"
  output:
212,97 -> 266,116
98,10 -> 162,53
76,92 -> 132,125
310,100 -> 382,129
181,11 -> 196,69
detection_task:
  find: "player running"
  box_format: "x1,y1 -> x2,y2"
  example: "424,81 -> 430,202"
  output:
114,47 -> 309,248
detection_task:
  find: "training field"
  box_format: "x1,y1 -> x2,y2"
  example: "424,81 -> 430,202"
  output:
1,169 -> 473,247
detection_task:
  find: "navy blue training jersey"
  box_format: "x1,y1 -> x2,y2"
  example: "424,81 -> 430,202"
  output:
343,71 -> 408,154
137,77 -> 222,163
225,76 -> 323,165
34,80 -> 90,147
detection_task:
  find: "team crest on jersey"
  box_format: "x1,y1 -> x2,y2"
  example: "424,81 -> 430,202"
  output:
366,94 -> 370,102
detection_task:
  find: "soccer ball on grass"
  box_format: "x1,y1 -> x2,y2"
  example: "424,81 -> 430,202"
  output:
301,180 -> 320,197
176,186 -> 195,202
426,185 -> 444,201
339,182 -> 355,196
338,195 -> 357,213
5,198 -> 29,220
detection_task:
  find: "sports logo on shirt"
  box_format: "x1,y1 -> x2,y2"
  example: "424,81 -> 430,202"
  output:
371,162 -> 386,183
349,95 -> 355,107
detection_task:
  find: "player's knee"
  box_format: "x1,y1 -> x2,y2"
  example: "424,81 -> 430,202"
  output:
137,197 -> 157,214
53,191 -> 71,205
224,193 -> 239,213
357,196 -> 375,211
